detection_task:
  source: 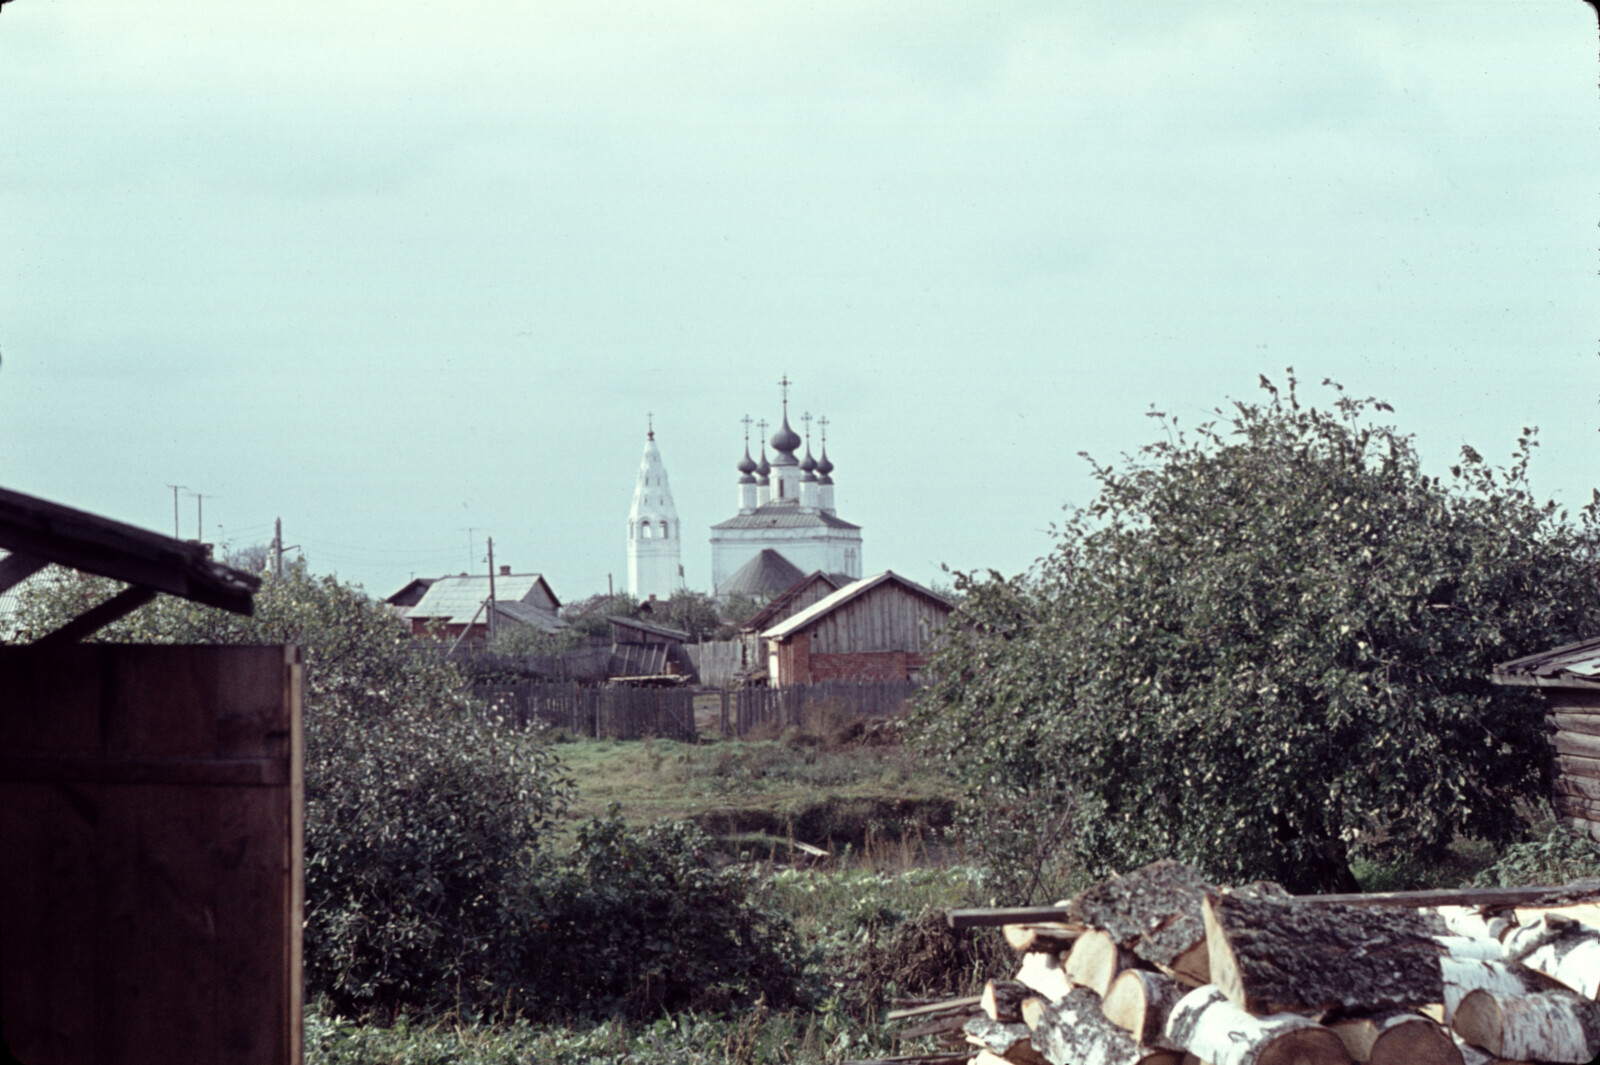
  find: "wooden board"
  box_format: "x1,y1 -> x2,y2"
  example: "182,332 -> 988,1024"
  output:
0,644 -> 303,1065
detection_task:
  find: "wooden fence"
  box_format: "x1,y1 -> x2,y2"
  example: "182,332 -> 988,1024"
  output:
472,680 -> 696,742
734,680 -> 921,736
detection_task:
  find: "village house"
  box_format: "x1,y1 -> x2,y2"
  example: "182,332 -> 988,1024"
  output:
760,569 -> 952,687
391,567 -> 565,646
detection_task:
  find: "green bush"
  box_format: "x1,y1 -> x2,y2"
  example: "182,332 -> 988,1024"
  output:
528,811 -> 813,1019
1474,819 -> 1600,887
305,707 -> 568,1018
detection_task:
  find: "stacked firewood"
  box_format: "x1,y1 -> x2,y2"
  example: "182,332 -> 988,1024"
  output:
862,862 -> 1600,1065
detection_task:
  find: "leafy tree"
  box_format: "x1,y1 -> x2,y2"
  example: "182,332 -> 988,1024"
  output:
657,588 -> 723,642
914,374 -> 1600,894
559,592 -> 640,645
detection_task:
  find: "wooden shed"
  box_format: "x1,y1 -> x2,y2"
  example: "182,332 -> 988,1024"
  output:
760,570 -> 952,687
1491,636 -> 1600,843
0,486 -> 302,1065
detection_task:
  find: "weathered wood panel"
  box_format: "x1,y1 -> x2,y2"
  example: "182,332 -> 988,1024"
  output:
0,644 -> 303,1065
808,584 -> 949,655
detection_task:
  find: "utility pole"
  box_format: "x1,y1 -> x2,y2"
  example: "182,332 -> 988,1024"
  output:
273,517 -> 283,579
186,491 -> 206,542
165,485 -> 186,538
486,536 -> 497,643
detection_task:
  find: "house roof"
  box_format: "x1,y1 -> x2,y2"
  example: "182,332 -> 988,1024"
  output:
409,573 -> 559,625
492,600 -> 568,633
742,569 -> 845,633
762,569 -> 953,641
0,486 -> 259,616
1492,636 -> 1600,690
610,615 -> 690,642
384,578 -> 437,608
719,549 -> 807,598
710,501 -> 861,532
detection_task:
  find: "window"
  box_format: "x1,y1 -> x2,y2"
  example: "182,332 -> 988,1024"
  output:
642,523 -> 653,539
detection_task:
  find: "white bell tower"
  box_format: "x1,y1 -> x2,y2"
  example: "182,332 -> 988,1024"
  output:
627,416 -> 686,602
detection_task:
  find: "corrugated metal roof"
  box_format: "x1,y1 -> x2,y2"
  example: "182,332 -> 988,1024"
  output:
711,502 -> 861,531
493,600 -> 567,633
761,569 -> 953,641
719,549 -> 806,597
1492,636 -> 1600,690
410,574 -> 555,625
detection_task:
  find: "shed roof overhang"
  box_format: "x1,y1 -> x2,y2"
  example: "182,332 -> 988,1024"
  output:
1490,634 -> 1600,692
0,485 -> 260,643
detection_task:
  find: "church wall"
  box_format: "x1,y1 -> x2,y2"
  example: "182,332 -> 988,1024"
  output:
711,528 -> 862,591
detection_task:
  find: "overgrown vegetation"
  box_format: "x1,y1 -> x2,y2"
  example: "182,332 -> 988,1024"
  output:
914,373 -> 1600,894
7,570 -> 813,1022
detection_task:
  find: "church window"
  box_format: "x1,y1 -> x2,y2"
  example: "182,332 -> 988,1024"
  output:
642,523 -> 653,539
660,521 -> 670,539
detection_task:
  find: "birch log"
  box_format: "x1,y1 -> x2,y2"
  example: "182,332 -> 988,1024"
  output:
964,1015 -> 1048,1065
1435,906 -> 1514,942
1031,987 -> 1181,1065
1016,951 -> 1072,1003
1065,929 -> 1139,997
1452,988 -> 1600,1064
1439,956 -> 1563,1023
1204,890 -> 1447,1014
1500,913 -> 1600,998
1103,970 -> 1185,1049
983,979 -> 1031,1023
1163,985 -> 1351,1065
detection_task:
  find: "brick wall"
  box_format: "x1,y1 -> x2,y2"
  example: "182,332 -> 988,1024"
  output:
806,649 -> 929,683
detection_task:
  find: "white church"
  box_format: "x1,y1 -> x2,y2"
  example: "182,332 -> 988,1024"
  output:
624,386 -> 863,603
709,387 -> 863,597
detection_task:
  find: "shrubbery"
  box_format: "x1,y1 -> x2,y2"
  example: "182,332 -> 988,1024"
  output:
10,567 -> 811,1022
528,811 -> 813,1019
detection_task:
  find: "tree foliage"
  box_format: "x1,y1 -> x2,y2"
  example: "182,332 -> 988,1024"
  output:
914,374 -> 1600,894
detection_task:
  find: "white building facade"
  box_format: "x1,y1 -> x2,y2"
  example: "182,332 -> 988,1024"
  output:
626,426 -> 686,602
709,397 -> 862,596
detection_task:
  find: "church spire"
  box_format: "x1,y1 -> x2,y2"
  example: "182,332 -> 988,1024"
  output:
627,421 -> 685,601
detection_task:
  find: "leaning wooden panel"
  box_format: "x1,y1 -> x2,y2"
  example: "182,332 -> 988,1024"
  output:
0,644 -> 303,1065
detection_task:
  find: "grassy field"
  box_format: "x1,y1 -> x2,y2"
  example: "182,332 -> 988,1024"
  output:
554,730 -> 959,857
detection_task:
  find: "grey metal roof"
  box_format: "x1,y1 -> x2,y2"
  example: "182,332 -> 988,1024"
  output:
410,573 -> 557,625
741,569 -> 844,632
762,569 -> 953,641
710,501 -> 861,531
1492,636 -> 1600,690
720,549 -> 806,598
493,600 -> 568,633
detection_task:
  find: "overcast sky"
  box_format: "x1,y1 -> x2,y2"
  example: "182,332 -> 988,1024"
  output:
2,2 -> 1597,602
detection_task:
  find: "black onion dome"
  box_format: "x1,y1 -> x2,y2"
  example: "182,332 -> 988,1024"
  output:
756,444 -> 771,482
737,444 -> 758,477
816,445 -> 834,484
800,443 -> 818,482
770,413 -> 802,456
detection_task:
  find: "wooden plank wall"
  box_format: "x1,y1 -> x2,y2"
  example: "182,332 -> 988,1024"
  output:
1547,687 -> 1600,842
806,584 -> 948,655
0,645 -> 304,1065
